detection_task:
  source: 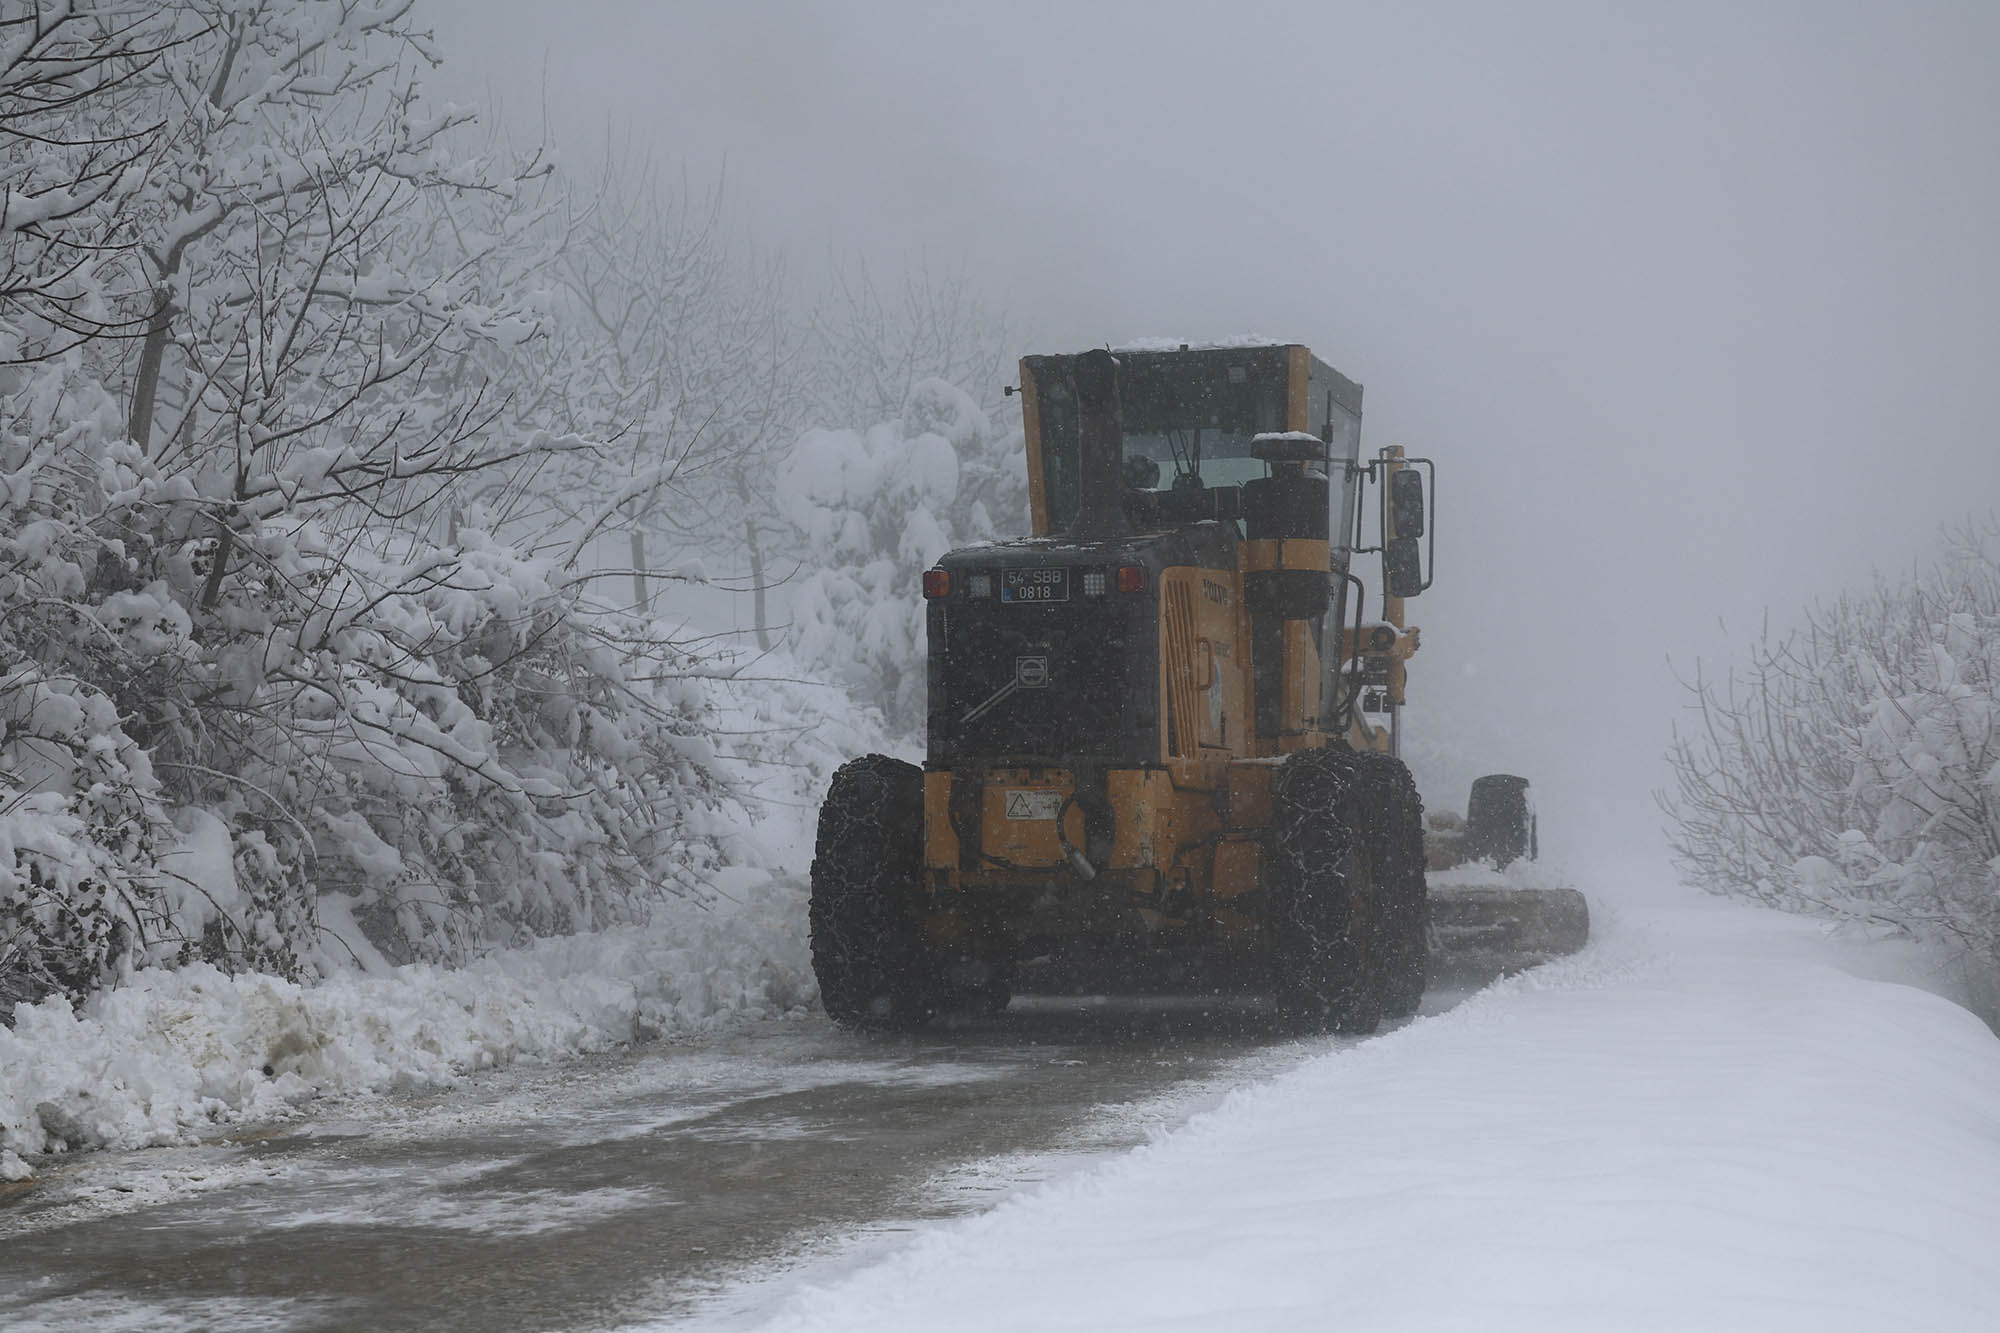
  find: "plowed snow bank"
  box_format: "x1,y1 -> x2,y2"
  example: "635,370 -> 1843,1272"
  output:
0,872 -> 813,1179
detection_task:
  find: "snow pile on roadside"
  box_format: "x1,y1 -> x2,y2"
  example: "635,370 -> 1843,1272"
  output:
0,870 -> 814,1180
731,867 -> 2000,1333
1,635 -> 896,1184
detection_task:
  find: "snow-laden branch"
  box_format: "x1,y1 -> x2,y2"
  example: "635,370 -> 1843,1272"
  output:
1662,519 -> 2000,966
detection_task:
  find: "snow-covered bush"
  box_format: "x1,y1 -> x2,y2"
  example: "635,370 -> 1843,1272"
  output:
158,521 -> 732,970
0,2 -> 741,1010
0,352 -> 734,1003
0,358 -> 175,1010
1663,521 -> 2000,981
777,379 -> 1027,733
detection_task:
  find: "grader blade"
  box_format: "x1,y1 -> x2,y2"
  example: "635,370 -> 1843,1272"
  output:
1423,775 -> 1590,977
1427,883 -> 1591,964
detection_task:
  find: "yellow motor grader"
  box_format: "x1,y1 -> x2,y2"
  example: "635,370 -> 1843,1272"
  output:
810,342 -> 1587,1031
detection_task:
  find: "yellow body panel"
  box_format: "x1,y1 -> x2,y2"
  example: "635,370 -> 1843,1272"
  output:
1107,768 -> 1174,866
1287,344 -> 1310,431
1212,838 -> 1261,899
923,769 -> 956,868
1020,362 -> 1051,536
1278,619 -> 1321,751
1241,537 -> 1331,575
1156,567 -> 1250,762
1225,760 -> 1276,830
928,766 -> 1225,879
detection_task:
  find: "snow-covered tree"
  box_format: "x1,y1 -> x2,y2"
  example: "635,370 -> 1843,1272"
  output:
529,159 -> 803,649
777,378 -> 1027,734
0,2 -> 192,1010
1663,521 -> 2000,976
2,0 -> 738,1006
804,257 -> 1016,429
0,359 -> 175,1010
0,2 -> 184,359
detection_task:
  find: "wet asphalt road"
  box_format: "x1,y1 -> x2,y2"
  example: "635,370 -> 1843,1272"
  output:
0,993 -> 1466,1331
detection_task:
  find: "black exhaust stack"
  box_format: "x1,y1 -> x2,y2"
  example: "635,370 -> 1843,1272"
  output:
1070,348 -> 1129,539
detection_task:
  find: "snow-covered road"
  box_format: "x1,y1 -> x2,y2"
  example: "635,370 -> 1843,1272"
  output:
0,996 -> 1399,1331
710,866 -> 2000,1333
6,863 -> 1998,1332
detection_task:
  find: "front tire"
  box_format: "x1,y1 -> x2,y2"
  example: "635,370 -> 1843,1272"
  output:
810,755 -> 935,1028
1265,748 -> 1382,1035
1347,749 -> 1429,1019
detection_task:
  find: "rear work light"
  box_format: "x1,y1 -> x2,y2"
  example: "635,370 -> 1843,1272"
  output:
1116,565 -> 1146,594
1082,569 -> 1108,597
967,573 -> 994,598
922,569 -> 951,599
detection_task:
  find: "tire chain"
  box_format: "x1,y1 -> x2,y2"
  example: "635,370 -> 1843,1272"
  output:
1341,749 -> 1430,1018
808,754 -> 934,1027
1265,747 -> 1380,1033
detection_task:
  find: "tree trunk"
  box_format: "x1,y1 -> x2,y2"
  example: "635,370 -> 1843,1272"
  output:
128,289 -> 175,451
746,515 -> 771,652
734,468 -> 772,652
199,516 -> 234,610
630,529 -> 649,614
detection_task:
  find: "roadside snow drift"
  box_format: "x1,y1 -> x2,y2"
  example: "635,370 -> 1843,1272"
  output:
0,872 -> 813,1180
736,872 -> 2000,1333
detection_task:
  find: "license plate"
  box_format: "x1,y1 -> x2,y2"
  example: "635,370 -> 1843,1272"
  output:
1003,789 -> 1065,820
1002,567 -> 1069,603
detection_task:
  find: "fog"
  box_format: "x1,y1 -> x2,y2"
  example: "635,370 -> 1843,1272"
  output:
428,0 -> 2000,863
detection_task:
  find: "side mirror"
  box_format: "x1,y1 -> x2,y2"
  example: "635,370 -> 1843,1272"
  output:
1385,534 -> 1424,598
1390,469 -> 1425,538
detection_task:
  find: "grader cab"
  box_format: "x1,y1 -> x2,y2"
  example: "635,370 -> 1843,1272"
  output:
810,342 -> 1587,1031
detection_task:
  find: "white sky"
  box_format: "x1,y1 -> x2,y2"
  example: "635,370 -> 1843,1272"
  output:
424,0 -> 2000,861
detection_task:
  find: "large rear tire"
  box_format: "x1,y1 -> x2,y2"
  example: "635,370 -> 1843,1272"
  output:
809,754 -> 935,1028
1265,748 -> 1382,1035
1347,749 -> 1429,1019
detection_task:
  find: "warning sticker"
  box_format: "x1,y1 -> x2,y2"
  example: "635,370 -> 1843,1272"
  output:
1003,790 -> 1064,820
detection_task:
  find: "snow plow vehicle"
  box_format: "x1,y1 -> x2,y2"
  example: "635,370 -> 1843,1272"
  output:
811,342 -> 1587,1031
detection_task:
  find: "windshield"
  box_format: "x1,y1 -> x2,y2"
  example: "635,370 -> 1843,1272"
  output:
1031,349 -> 1292,531
1121,361 -> 1287,491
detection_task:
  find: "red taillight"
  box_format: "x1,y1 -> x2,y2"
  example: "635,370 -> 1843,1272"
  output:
1116,565 -> 1146,594
922,569 -> 951,599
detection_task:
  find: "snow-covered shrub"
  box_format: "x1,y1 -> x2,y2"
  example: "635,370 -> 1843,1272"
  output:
1663,522 -> 2000,982
133,516 -> 731,970
777,379 -> 1027,733
0,2 -> 740,1010
2,400 -> 734,1002
0,361 -> 175,1010
0,1 -> 193,1009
